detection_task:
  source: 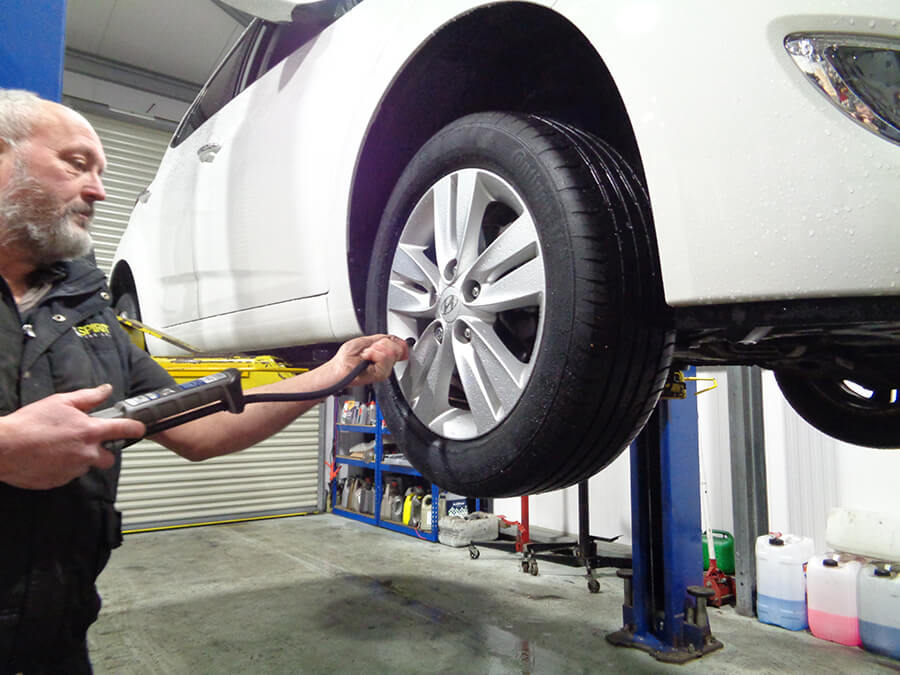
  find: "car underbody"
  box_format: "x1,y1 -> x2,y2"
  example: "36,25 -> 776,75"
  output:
673,296 -> 900,383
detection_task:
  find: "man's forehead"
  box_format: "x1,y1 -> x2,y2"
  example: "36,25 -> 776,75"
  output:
31,103 -> 107,168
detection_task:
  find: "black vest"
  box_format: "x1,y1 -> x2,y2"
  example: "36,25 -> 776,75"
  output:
0,260 -> 148,667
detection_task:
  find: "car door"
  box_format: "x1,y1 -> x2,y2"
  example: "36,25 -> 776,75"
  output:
190,13 -> 337,321
147,20 -> 269,326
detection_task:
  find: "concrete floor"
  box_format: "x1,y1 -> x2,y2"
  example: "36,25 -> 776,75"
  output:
90,514 -> 898,674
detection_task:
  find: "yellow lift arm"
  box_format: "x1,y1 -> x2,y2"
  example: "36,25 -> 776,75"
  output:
117,316 -> 307,387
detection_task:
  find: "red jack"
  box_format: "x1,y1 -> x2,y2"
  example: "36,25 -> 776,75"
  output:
703,558 -> 735,607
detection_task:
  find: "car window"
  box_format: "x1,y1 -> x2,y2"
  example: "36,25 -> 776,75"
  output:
238,21 -> 279,92
171,21 -> 264,147
258,0 -> 367,74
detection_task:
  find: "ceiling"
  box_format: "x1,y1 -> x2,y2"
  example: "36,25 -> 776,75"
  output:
65,0 -> 246,86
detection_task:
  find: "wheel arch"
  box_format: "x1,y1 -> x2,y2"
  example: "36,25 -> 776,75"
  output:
346,1 -> 646,328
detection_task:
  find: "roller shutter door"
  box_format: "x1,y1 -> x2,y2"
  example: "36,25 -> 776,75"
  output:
80,113 -> 170,275
117,407 -> 321,530
81,111 -> 323,529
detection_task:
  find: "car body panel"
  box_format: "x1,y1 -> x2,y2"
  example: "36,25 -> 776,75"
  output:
113,0 -> 900,356
554,1 -> 900,306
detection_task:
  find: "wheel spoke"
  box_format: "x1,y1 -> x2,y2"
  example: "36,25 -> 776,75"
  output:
387,281 -> 433,317
469,256 -> 545,313
393,243 -> 440,293
387,244 -> 439,318
431,170 -> 491,274
467,212 -> 541,283
454,342 -> 503,433
454,170 -> 492,271
454,318 -> 528,433
399,326 -> 456,426
467,317 -> 530,387
428,407 -> 473,436
431,175 -> 459,275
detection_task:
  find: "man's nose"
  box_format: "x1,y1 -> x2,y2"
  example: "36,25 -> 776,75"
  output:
82,172 -> 106,203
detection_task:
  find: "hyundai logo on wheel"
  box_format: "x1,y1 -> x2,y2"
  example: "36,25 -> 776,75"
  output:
442,295 -> 458,316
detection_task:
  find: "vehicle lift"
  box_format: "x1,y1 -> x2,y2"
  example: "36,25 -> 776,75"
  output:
606,368 -> 724,662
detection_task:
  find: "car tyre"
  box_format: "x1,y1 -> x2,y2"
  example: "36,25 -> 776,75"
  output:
774,371 -> 900,448
114,290 -> 146,351
366,112 -> 673,496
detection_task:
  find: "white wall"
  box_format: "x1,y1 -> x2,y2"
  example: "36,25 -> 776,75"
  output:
493,449 -> 633,543
495,368 -> 900,555
494,368 -> 734,545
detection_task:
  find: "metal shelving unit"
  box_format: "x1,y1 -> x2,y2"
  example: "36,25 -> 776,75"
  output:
331,401 -> 440,542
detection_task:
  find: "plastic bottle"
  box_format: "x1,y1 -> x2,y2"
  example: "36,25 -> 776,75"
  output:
410,494 -> 422,528
421,494 -> 433,531
361,483 -> 375,514
352,480 -> 363,513
402,490 -> 415,525
702,529 -> 735,574
857,562 -> 900,659
807,554 -> 862,646
756,533 -> 815,630
389,495 -> 403,522
381,481 -> 399,520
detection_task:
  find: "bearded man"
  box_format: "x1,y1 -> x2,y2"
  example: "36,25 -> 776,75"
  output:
0,89 -> 407,673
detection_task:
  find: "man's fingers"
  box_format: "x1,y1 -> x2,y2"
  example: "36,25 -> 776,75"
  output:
63,383 -> 114,411
353,336 -> 409,384
98,418 -> 146,442
87,419 -> 144,470
360,335 -> 409,364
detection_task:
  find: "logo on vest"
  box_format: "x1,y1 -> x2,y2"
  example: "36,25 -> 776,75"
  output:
75,322 -> 112,339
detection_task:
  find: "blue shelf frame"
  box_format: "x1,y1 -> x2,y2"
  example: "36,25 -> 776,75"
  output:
331,401 -> 440,542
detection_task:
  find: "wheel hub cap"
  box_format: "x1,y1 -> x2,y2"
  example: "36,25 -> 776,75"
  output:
439,290 -> 461,321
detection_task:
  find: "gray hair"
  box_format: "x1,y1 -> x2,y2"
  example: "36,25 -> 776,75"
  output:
0,89 -> 44,147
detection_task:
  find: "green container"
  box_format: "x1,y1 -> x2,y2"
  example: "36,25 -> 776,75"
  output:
702,529 -> 735,574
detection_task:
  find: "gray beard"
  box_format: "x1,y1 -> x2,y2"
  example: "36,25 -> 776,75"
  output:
0,158 -> 94,266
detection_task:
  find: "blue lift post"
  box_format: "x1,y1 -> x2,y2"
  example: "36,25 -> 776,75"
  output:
607,369 -> 724,663
0,0 -> 67,101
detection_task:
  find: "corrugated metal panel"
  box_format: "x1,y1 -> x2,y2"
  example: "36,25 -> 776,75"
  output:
118,406 -> 322,530
81,112 -> 170,274
77,109 -> 323,528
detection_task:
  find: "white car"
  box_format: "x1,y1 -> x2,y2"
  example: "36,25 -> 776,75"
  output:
111,0 -> 900,497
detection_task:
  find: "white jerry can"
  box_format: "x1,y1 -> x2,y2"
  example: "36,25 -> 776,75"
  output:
756,533 -> 815,631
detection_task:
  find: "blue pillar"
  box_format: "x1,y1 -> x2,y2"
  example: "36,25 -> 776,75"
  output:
0,0 -> 67,101
607,369 -> 723,662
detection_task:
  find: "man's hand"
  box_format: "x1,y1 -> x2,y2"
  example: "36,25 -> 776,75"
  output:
0,384 -> 145,490
330,334 -> 410,387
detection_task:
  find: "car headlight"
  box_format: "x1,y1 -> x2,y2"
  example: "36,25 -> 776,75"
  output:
785,33 -> 900,145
